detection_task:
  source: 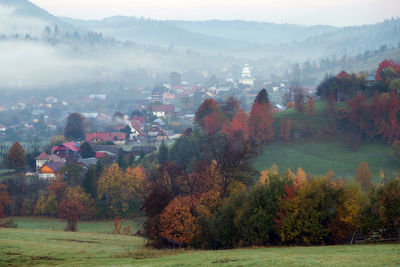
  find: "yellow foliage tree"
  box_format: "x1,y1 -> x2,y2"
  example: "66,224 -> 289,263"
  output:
294,168 -> 307,188
259,164 -> 279,184
98,164 -> 143,217
355,162 -> 373,191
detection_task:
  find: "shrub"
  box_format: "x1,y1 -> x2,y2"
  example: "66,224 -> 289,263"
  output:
234,176 -> 285,246
359,178 -> 400,239
277,177 -> 356,245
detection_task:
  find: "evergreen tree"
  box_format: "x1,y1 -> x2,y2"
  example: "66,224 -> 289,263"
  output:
158,141 -> 169,164
79,142 -> 95,159
82,166 -> 97,198
254,89 -> 269,105
123,125 -> 131,141
117,149 -> 128,169
64,113 -> 88,141
128,153 -> 135,167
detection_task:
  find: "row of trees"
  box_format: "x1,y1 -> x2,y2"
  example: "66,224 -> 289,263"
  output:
139,91 -> 400,248
143,162 -> 400,248
0,162 -> 145,231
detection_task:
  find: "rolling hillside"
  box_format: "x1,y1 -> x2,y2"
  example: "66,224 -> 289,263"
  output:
252,102 -> 400,180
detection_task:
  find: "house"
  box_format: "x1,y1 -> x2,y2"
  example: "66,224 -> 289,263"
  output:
152,118 -> 166,127
46,96 -> 58,103
52,142 -> 80,161
151,86 -> 168,102
163,91 -> 176,101
0,124 -> 7,132
131,116 -> 145,125
152,105 -> 175,118
85,132 -> 126,145
34,152 -> 65,171
148,125 -> 168,140
38,162 -> 64,179
89,94 -> 106,100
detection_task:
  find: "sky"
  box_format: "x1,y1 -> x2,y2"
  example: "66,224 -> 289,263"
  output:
30,0 -> 400,26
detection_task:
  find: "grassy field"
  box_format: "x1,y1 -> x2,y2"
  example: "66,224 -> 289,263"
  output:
252,101 -> 400,180
8,216 -> 145,234
252,140 -> 398,180
1,218 -> 400,266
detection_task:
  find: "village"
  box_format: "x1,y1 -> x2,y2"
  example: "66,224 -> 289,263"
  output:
0,64 -> 306,179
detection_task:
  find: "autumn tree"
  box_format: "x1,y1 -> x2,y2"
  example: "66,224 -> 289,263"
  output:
221,109 -> 249,139
203,111 -> 225,136
359,178 -> 400,239
294,88 -> 305,113
6,142 -> 26,172
64,113 -> 88,141
0,184 -> 11,219
249,91 -> 274,145
58,196 -> 84,231
355,162 -> 373,191
306,97 -> 315,116
195,99 -> 219,127
375,60 -> 400,81
280,118 -> 292,141
159,195 -> 200,246
222,97 -> 241,120
98,164 -> 144,218
277,177 -> 355,245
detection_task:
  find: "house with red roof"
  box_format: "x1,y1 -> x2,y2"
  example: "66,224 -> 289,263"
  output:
51,142 -> 80,161
85,132 -> 126,145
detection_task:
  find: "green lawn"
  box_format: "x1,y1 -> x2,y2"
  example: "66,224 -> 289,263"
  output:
252,140 -> 399,180
9,216 -> 145,234
1,225 -> 400,266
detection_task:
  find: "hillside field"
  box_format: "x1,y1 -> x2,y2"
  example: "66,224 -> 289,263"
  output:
252,101 -> 400,180
252,140 -> 398,180
1,217 -> 400,266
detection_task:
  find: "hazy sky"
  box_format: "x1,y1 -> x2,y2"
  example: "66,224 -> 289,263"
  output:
30,0 -> 399,26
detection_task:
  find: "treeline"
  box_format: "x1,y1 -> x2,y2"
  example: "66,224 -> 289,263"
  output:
139,87 -> 400,248
146,167 -> 400,248
316,60 -> 400,149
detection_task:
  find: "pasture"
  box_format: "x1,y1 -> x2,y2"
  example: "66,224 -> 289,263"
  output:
1,217 -> 400,266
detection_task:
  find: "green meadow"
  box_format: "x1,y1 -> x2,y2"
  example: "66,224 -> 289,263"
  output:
1,217 -> 400,266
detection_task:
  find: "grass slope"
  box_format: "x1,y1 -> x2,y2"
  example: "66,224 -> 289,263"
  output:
252,140 -> 398,179
252,101 -> 400,180
1,224 -> 400,266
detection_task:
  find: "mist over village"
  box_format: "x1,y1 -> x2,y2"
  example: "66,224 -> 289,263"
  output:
1,0 -> 400,266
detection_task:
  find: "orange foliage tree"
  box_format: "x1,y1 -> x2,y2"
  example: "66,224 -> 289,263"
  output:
280,118 -> 292,141
58,196 -> 84,231
306,97 -> 315,116
221,109 -> 249,139
249,102 -> 274,144
6,142 -> 26,172
0,185 -> 11,219
195,98 -> 220,128
159,195 -> 201,246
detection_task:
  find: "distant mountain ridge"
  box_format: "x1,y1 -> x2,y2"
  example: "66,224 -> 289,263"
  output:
1,0 -> 399,62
